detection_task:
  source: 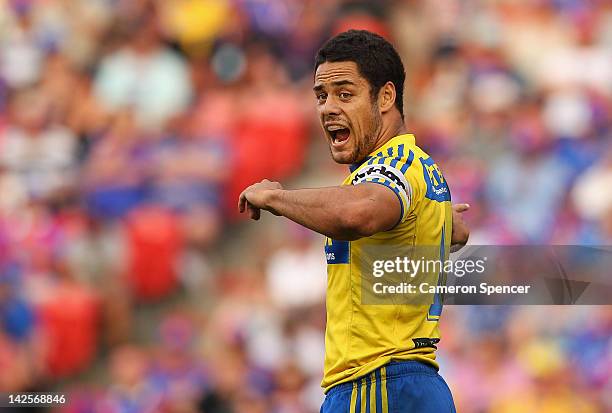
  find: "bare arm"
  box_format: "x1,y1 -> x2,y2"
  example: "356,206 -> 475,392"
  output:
238,180 -> 400,240
238,179 -> 471,246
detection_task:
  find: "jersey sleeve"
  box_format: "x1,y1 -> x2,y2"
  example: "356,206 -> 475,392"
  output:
351,155 -> 420,225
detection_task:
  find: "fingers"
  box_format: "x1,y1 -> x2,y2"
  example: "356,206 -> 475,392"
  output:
238,179 -> 282,218
238,188 -> 260,220
238,182 -> 258,214
247,203 -> 260,220
453,203 -> 470,213
451,203 -> 470,253
238,192 -> 246,213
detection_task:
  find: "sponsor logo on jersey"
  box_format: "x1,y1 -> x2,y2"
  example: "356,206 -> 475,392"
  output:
412,337 -> 440,349
420,157 -> 451,202
352,164 -> 407,191
325,238 -> 350,264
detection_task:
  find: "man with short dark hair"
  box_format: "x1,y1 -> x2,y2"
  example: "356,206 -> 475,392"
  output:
239,30 -> 467,412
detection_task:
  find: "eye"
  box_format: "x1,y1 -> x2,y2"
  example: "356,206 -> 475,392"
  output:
316,92 -> 327,103
339,92 -> 352,100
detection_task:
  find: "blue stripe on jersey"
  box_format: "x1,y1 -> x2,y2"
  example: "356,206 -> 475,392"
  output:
350,156 -> 374,173
389,144 -> 406,169
428,224 -> 446,320
325,239 -> 350,264
376,369 -> 383,413
355,378 -> 362,411
400,150 -> 414,174
366,375 -> 371,413
349,156 -> 371,173
390,156 -> 399,169
387,147 -> 393,157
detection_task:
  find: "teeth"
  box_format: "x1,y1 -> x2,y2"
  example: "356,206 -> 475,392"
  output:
327,125 -> 346,131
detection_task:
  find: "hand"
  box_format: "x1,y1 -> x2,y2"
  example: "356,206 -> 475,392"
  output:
451,203 -> 470,252
238,179 -> 283,220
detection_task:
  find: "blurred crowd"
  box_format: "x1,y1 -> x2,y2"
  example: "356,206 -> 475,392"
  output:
0,0 -> 611,412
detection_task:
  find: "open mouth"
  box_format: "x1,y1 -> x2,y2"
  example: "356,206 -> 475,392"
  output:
328,126 -> 351,146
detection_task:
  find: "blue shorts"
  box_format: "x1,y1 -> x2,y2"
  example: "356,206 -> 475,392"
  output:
320,361 -> 456,413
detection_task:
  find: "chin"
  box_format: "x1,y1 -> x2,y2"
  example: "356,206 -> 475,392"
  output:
330,150 -> 357,164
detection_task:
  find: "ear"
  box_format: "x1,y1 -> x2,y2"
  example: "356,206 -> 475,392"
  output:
378,81 -> 396,114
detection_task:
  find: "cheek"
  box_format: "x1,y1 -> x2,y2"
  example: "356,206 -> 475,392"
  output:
353,106 -> 375,133
345,105 -> 362,126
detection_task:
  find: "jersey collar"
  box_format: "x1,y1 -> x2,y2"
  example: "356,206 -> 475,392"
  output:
348,134 -> 415,173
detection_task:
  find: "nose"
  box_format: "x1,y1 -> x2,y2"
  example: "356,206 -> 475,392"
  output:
321,95 -> 341,117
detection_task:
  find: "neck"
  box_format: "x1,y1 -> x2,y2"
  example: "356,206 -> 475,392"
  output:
372,115 -> 407,153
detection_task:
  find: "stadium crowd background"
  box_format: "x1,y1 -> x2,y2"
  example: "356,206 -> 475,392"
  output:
0,0 -> 611,412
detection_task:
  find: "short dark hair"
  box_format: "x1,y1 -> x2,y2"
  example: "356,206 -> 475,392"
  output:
314,30 -> 406,117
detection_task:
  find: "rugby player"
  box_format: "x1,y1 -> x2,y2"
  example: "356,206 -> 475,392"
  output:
238,30 -> 469,412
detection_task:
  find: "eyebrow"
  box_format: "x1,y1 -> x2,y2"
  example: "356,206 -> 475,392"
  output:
313,79 -> 357,92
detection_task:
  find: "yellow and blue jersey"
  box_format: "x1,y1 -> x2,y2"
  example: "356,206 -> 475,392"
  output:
322,133 -> 453,391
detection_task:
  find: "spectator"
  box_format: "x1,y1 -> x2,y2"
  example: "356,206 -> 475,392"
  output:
93,7 -> 192,131
0,87 -> 77,201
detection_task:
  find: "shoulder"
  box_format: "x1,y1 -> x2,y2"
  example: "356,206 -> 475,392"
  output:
350,140 -> 425,188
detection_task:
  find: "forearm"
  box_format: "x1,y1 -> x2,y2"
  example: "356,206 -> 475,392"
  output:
265,186 -> 380,240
